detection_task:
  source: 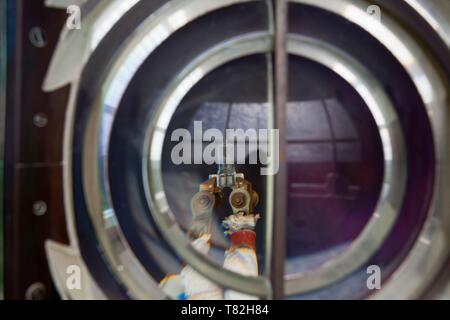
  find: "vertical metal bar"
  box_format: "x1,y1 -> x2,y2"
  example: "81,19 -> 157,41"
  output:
270,0 -> 288,300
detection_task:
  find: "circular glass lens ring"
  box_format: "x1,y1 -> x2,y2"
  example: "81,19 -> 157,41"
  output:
286,1 -> 436,300
80,0 -> 272,299
282,35 -> 406,295
143,33 -> 274,297
84,0 -> 412,298
72,0 -> 448,300
292,0 -> 448,299
143,32 -> 405,297
69,0 -> 180,300
284,55 -> 385,272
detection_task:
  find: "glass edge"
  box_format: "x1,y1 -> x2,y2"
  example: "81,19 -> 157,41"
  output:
0,0 -> 8,301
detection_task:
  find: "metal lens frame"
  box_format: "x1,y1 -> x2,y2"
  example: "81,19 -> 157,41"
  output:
65,0 -> 449,299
